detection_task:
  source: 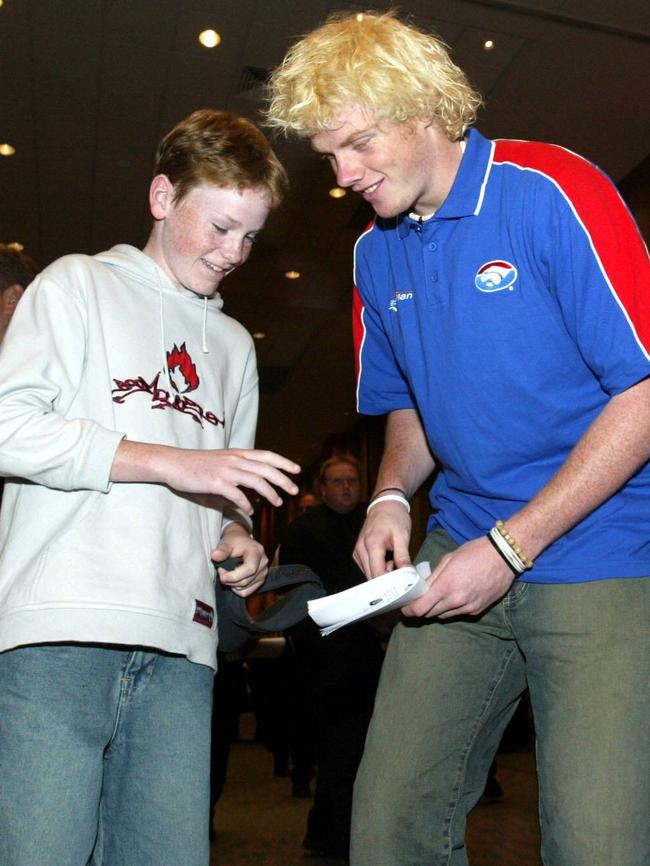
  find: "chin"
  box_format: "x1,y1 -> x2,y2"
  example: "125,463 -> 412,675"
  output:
373,203 -> 403,219
186,285 -> 218,298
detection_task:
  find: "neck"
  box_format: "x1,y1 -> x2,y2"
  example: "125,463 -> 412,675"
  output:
415,135 -> 465,216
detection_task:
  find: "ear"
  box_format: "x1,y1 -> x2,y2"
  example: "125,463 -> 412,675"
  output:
149,174 -> 175,220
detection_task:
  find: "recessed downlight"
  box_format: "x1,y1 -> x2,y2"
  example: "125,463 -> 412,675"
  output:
199,29 -> 221,48
0,143 -> 16,156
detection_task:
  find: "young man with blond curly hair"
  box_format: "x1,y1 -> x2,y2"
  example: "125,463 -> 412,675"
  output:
267,11 -> 650,866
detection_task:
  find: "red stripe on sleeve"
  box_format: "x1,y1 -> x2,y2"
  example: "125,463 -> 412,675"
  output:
494,140 -> 650,355
352,219 -> 376,383
352,284 -> 365,382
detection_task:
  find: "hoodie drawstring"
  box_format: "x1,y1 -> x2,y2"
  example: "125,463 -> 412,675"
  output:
201,296 -> 209,354
158,287 -> 172,392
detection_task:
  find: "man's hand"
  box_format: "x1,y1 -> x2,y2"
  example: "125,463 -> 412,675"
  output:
354,500 -> 412,578
212,525 -> 268,598
402,535 -> 515,619
111,441 -> 300,514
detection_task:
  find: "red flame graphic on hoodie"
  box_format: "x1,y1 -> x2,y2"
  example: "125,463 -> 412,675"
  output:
166,343 -> 199,393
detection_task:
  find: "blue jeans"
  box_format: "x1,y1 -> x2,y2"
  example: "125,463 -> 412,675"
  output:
351,526 -> 650,866
0,644 -> 214,866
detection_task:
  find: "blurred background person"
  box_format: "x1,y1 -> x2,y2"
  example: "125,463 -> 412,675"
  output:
0,244 -> 39,503
0,243 -> 38,343
279,454 -> 385,861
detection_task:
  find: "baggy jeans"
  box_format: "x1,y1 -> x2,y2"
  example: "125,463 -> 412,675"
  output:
351,526 -> 650,866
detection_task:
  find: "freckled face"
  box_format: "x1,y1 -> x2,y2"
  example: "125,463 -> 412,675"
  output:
311,105 -> 456,218
145,181 -> 271,296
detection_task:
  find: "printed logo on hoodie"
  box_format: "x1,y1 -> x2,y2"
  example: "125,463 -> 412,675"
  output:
111,342 -> 225,428
193,599 -> 215,628
167,343 -> 199,393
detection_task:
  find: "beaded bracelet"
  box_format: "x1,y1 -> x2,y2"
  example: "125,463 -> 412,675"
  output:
366,493 -> 411,514
495,520 -> 533,570
487,528 -> 524,575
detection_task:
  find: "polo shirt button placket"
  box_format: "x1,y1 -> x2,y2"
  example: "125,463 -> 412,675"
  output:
424,233 -> 444,305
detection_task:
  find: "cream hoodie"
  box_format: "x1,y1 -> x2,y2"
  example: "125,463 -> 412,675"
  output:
0,244 -> 258,669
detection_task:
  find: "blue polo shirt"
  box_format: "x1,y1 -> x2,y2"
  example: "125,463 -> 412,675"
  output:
353,128 -> 650,583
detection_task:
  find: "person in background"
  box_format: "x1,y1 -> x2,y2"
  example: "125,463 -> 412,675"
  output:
0,108 -> 299,866
297,490 -> 318,511
0,244 -> 39,504
0,243 -> 38,343
266,11 -> 650,866
279,454 -> 384,861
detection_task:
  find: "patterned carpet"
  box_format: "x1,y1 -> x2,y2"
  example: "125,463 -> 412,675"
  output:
211,713 -> 541,866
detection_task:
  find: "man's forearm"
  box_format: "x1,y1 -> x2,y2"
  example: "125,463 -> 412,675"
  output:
372,408 -> 436,498
508,376 -> 650,559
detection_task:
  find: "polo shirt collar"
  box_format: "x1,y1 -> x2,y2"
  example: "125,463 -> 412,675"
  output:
396,127 -> 494,239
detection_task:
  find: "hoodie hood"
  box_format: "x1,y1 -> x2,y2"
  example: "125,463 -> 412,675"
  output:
95,243 -> 225,311
95,244 -> 223,378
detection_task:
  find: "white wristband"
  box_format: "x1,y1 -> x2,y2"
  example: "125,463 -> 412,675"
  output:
488,526 -> 526,575
366,493 -> 411,514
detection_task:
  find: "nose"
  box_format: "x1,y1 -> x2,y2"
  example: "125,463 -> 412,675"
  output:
222,235 -> 246,266
334,154 -> 363,189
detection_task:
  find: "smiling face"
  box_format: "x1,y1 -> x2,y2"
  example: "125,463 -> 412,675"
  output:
144,178 -> 271,296
311,105 -> 462,218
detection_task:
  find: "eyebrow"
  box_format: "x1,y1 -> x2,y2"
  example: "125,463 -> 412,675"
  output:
213,212 -> 265,234
213,212 -> 241,227
312,125 -> 376,154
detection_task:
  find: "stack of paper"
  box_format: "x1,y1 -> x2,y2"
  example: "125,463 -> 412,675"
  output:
308,562 -> 430,636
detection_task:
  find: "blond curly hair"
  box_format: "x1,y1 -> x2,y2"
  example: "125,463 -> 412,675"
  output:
265,10 -> 482,141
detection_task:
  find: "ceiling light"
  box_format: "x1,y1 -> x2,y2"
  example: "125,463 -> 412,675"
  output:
7,242 -> 24,252
0,143 -> 16,156
483,39 -> 495,51
285,270 -> 300,280
252,331 -> 266,340
329,187 -> 346,199
199,29 -> 221,48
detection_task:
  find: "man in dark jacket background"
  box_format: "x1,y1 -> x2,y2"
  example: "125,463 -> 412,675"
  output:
280,454 -> 384,861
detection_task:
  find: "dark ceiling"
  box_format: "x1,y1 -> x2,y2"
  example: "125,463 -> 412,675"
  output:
1,0 -> 649,472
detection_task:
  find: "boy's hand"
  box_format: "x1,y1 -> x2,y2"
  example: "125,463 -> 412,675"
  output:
213,527 -> 268,597
111,441 -> 300,514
